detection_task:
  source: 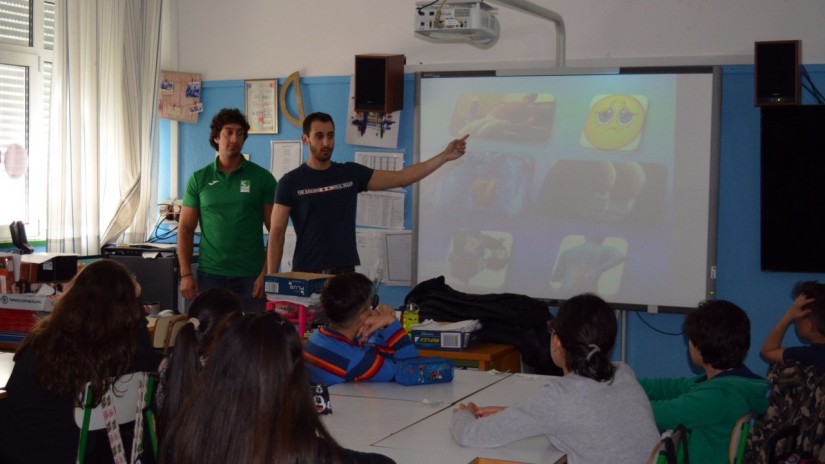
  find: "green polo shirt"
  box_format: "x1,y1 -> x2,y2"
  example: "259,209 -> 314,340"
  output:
183,156 -> 277,277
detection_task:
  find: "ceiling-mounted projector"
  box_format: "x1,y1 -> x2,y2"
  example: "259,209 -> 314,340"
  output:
415,1 -> 500,45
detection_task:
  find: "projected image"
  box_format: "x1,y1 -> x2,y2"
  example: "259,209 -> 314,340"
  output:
445,230 -> 512,291
427,152 -> 534,215
418,71 -> 717,308
536,160 -> 666,223
580,94 -> 648,152
449,92 -> 556,144
549,235 -> 628,297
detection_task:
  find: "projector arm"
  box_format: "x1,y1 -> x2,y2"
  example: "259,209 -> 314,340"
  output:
491,0 -> 566,67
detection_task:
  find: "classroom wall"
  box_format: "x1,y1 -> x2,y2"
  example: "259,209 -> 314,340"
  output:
175,0 -> 825,79
167,1 -> 825,379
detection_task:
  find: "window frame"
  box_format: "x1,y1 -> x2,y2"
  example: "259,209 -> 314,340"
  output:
0,0 -> 54,242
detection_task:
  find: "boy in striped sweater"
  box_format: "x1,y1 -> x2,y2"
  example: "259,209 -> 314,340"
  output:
303,272 -> 418,385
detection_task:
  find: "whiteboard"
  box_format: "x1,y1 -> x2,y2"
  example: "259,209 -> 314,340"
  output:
414,67 -> 720,311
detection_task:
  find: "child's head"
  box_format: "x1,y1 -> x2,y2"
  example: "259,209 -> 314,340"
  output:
320,272 -> 373,328
186,287 -> 245,354
158,288 -> 242,435
24,259 -> 145,400
551,293 -> 617,382
791,280 -> 825,338
161,312 -> 336,464
685,300 -> 750,370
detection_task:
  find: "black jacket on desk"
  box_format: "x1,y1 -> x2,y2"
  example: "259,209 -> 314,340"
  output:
405,276 -> 562,376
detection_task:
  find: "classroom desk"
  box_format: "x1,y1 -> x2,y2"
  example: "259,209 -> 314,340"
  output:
371,373 -> 566,464
418,343 -> 522,373
323,371 -> 567,464
329,369 -> 508,403
0,351 -> 14,389
321,394 -> 447,448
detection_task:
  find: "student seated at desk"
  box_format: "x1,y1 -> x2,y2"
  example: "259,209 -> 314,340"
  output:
761,280 -> 825,370
0,260 -> 162,464
160,312 -> 394,464
450,293 -> 659,464
155,288 -> 242,437
303,272 -> 418,386
639,300 -> 769,464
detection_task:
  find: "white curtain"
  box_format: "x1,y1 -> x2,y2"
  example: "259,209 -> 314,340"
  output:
47,0 -> 163,254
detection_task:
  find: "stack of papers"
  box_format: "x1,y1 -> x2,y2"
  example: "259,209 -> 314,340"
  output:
411,319 -> 481,332
265,293 -> 320,307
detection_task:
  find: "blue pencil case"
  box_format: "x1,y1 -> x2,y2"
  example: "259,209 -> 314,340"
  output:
395,357 -> 455,386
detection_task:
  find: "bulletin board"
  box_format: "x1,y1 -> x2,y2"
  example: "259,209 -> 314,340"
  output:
158,71 -> 203,123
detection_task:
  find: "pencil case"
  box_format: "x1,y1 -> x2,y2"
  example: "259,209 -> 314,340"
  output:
395,357 -> 455,386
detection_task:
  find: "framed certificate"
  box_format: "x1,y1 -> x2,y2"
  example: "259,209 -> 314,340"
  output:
245,79 -> 278,134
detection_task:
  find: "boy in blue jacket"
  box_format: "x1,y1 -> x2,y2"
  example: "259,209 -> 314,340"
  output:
303,272 -> 418,385
639,300 -> 769,464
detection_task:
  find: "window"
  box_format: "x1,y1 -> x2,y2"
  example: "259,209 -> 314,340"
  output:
0,0 -> 54,241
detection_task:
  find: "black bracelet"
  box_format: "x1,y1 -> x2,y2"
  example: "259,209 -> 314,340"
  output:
180,273 -> 193,280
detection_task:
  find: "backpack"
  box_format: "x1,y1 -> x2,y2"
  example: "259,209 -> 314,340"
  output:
745,361 -> 825,464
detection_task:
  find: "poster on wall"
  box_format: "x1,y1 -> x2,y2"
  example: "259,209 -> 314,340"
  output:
158,71 -> 203,123
345,78 -> 401,149
246,79 -> 279,134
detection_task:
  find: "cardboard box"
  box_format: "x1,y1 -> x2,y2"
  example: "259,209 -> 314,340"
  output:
0,293 -> 57,312
412,328 -> 479,351
264,272 -> 332,297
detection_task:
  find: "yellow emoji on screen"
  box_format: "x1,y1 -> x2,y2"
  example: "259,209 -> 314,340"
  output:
582,95 -> 647,151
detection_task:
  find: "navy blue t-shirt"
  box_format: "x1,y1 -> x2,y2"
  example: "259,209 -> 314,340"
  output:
784,343 -> 825,370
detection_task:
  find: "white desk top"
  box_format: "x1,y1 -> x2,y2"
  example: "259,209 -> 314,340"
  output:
0,352 -> 13,389
321,394 -> 445,447
371,374 -> 565,464
323,371 -> 567,464
329,369 -> 509,404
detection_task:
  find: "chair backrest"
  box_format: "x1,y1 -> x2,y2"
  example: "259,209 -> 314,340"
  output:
74,372 -> 147,430
74,372 -> 155,464
648,425 -> 690,464
151,314 -> 189,352
729,412 -> 753,464
647,439 -> 665,464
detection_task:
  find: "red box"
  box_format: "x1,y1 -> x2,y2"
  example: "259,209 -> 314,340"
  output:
265,301 -> 316,337
0,308 -> 38,333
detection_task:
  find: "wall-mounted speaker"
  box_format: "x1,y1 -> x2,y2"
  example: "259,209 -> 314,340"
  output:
354,54 -> 405,113
755,40 -> 800,106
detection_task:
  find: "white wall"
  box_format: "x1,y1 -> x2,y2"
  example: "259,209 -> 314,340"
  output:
176,0 -> 825,79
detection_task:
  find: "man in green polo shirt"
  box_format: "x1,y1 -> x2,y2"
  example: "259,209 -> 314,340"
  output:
177,108 -> 277,312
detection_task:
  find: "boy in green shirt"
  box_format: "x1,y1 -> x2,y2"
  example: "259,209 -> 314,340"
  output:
639,300 -> 769,464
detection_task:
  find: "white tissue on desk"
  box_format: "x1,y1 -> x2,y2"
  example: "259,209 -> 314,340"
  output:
411,319 -> 481,333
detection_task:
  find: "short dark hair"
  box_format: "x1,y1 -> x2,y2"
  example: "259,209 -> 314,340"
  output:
302,112 -> 335,136
685,300 -> 750,370
553,293 -> 617,382
209,108 -> 250,150
791,280 -> 825,335
320,272 -> 372,327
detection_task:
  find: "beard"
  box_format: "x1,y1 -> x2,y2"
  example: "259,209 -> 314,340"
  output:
311,146 -> 333,162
